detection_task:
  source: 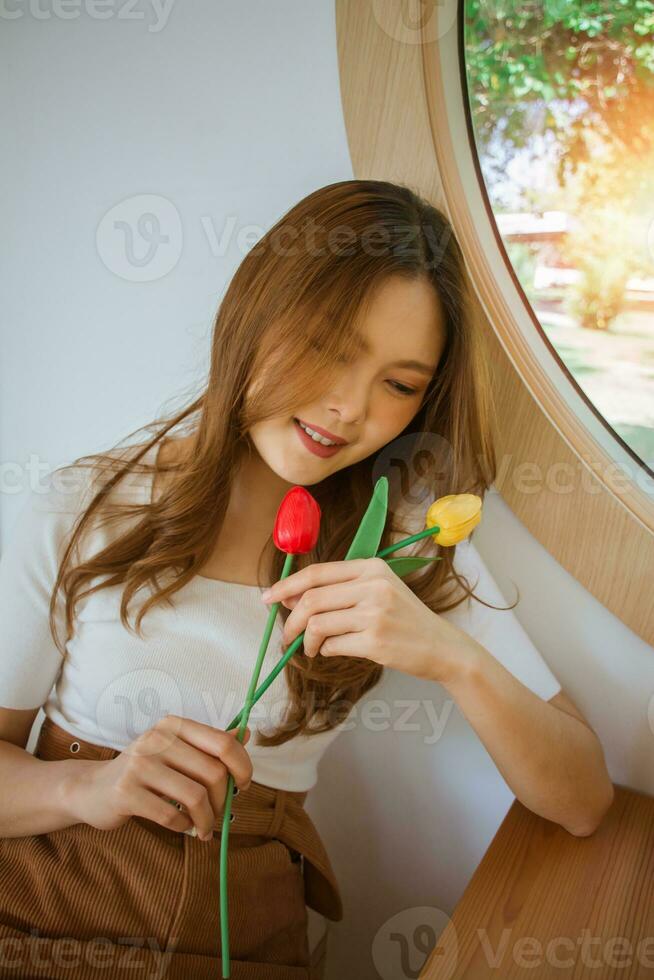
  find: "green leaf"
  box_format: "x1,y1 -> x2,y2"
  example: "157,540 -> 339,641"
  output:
344,476 -> 389,561
386,556 -> 443,578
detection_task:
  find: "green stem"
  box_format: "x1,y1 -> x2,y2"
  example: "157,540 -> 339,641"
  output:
225,526 -> 439,733
219,550 -> 295,978
376,525 -> 437,558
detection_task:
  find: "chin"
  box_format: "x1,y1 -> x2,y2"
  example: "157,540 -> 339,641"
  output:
249,440 -> 311,485
277,452 -> 332,484
253,420 -> 354,484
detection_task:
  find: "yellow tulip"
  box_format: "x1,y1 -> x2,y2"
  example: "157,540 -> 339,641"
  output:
424,494 -> 482,546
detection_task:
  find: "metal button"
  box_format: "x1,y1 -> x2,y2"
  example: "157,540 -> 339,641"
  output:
233,786 -> 239,797
69,741 -> 80,753
230,813 -> 235,823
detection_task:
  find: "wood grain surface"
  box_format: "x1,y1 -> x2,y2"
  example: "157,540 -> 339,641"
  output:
420,784 -> 654,978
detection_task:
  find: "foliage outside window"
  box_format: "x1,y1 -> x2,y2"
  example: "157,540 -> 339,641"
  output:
463,0 -> 654,473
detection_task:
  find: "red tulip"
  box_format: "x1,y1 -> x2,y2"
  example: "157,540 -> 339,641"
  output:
272,486 -> 321,554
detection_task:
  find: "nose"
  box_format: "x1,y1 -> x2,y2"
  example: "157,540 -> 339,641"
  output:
324,371 -> 366,427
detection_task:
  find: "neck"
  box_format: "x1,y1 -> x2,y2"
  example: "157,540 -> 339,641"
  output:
225,443 -> 293,533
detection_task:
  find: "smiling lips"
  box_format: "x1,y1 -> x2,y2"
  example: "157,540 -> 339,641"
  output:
293,419 -> 348,458
295,417 -> 348,445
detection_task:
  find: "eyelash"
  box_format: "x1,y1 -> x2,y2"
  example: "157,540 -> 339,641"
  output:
308,342 -> 417,397
387,381 -> 418,397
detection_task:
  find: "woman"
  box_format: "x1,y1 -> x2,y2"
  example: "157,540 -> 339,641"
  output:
0,179 -> 613,979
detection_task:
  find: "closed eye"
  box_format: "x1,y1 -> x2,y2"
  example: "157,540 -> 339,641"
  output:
387,381 -> 418,396
309,340 -> 419,396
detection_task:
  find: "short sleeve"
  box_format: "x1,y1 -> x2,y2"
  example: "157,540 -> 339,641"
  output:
439,539 -> 562,701
0,468 -> 91,710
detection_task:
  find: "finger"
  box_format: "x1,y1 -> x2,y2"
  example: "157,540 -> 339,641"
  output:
157,733 -> 248,814
279,594 -> 303,609
281,580 -> 369,648
262,559 -> 371,606
299,607 -> 366,658
228,726 -> 251,745
140,759 -> 217,839
154,716 -> 252,787
316,629 -> 371,660
129,784 -> 196,834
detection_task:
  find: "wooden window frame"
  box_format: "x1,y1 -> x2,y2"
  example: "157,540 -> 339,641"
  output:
336,0 -> 654,645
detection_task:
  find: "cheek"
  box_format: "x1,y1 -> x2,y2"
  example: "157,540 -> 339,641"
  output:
346,414 -> 411,463
374,398 -> 417,437
246,419 -> 286,460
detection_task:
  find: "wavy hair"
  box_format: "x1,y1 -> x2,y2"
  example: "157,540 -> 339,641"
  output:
48,178 -> 510,746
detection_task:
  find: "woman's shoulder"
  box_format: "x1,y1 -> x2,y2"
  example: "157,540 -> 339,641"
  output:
20,435 -> 189,543
149,434 -> 196,500
51,433 -> 193,514
38,442 -> 155,514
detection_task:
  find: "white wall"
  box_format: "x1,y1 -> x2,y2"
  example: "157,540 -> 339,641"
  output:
1,0 -> 352,541
313,489 -> 654,977
2,3 -> 653,979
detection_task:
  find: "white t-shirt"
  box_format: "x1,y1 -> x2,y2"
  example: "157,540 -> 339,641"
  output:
434,537 -> 561,701
0,443 -> 560,790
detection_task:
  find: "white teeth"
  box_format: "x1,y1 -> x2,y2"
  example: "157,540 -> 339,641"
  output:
297,420 -> 338,446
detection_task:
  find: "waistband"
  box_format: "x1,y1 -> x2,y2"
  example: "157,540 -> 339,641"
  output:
34,716 -> 343,921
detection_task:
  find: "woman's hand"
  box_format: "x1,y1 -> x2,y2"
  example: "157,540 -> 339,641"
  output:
66,714 -> 253,841
263,557 -> 474,684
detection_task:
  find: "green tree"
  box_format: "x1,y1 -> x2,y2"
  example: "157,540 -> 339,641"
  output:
465,0 -> 654,176
464,0 -> 654,328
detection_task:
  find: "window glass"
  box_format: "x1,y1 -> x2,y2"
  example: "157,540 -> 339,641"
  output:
463,0 -> 654,473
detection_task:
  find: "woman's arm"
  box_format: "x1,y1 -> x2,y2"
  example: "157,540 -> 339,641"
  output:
0,707 -> 84,837
438,639 -> 614,836
0,742 -> 86,838
263,555 -> 613,836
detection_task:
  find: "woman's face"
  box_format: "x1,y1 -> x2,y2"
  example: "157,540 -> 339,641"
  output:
248,275 -> 447,487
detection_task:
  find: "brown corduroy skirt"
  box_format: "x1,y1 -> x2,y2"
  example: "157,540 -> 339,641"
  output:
0,717 -> 343,980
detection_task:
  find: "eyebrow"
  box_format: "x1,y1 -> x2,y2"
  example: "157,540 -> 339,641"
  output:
388,358 -> 436,376
351,334 -> 436,375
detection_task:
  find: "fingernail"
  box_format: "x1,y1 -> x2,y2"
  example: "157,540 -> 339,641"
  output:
261,589 -> 272,601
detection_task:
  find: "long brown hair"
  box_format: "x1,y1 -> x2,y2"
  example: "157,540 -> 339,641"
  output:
49,178 -> 508,746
